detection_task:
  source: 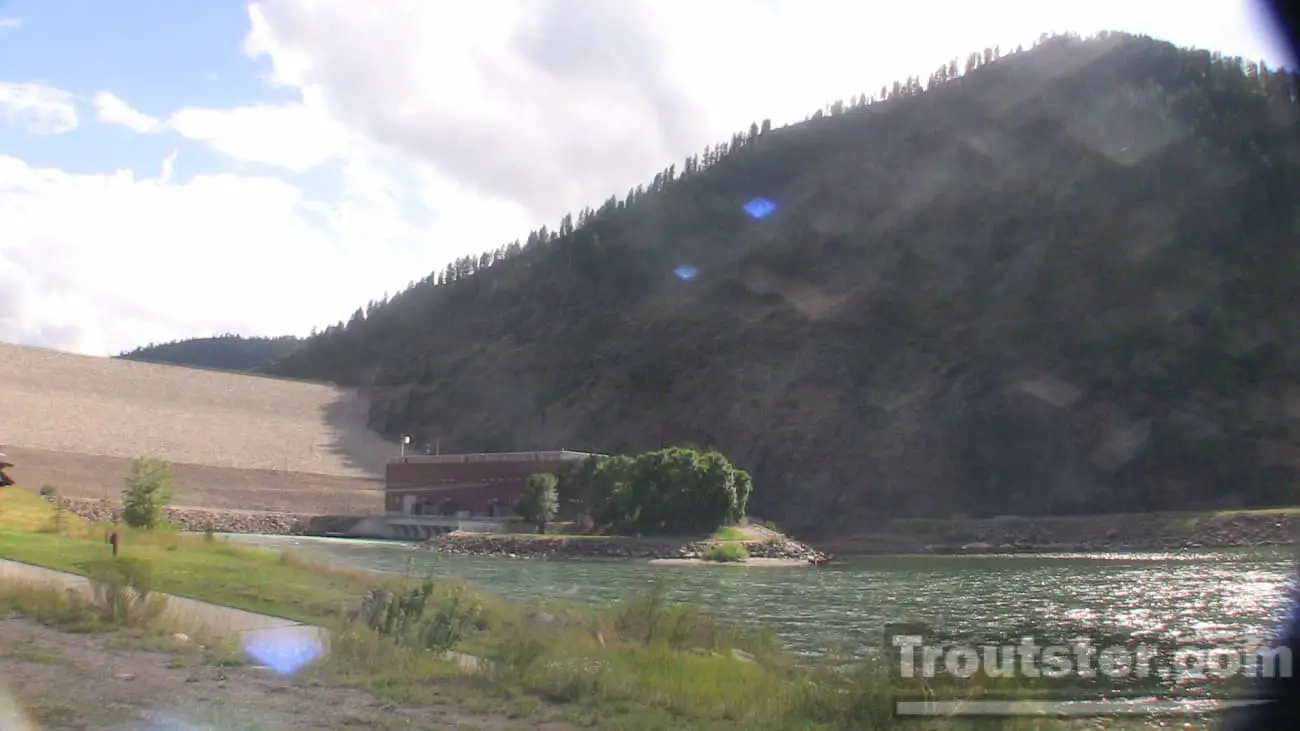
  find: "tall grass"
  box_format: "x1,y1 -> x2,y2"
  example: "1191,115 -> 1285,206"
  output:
311,579 -> 1090,730
0,557 -> 166,631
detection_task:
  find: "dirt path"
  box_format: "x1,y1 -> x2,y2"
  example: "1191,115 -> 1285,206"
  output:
0,617 -> 567,730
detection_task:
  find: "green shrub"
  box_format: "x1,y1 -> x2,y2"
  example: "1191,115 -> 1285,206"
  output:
516,473 -> 559,532
362,578 -> 486,654
80,556 -> 168,626
121,458 -> 174,529
701,542 -> 748,563
591,447 -> 754,535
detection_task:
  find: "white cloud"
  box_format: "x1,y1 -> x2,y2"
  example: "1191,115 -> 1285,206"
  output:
0,150 -> 530,355
0,17 -> 21,29
237,0 -> 1294,224
0,82 -> 77,134
166,101 -> 349,172
0,0 -> 1294,356
92,91 -> 161,133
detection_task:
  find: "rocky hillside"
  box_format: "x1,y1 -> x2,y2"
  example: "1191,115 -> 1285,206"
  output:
264,32 -> 1300,532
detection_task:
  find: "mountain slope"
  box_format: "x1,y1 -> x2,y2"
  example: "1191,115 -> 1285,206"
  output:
264,32 -> 1300,531
119,335 -> 302,372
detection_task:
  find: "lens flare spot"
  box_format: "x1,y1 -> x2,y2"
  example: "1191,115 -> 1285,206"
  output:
674,265 -> 699,281
242,629 -> 323,676
743,197 -> 777,220
0,685 -> 36,731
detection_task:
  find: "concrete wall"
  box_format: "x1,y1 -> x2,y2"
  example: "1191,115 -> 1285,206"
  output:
304,515 -> 517,540
384,456 -> 575,515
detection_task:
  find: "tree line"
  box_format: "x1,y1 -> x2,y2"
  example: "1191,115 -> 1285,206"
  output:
312,30 -> 1299,343
515,446 -> 752,536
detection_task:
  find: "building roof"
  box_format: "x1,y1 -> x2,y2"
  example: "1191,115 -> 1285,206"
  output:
387,449 -> 603,465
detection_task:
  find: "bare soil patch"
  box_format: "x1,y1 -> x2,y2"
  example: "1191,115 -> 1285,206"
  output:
0,617 -> 566,730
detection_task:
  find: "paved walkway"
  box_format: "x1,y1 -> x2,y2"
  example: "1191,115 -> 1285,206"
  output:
0,557 -> 329,659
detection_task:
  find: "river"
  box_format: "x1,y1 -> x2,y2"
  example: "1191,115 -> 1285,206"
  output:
229,534 -> 1297,664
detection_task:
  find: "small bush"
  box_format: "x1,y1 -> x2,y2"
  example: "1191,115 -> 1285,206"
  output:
610,582 -> 765,653
362,577 -> 486,655
80,556 -> 168,627
489,633 -> 550,681
37,509 -> 73,536
121,457 -> 174,530
702,542 -> 748,563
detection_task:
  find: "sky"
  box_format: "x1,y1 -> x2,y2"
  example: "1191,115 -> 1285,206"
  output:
0,0 -> 1293,357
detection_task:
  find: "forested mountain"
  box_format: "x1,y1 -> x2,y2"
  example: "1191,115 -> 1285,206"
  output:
118,335 -> 301,372
263,31 -> 1300,531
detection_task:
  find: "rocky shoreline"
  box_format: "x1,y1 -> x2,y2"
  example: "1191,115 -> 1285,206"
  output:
47,497 -> 310,536
42,495 -> 1300,557
813,512 -> 1300,555
421,532 -> 832,564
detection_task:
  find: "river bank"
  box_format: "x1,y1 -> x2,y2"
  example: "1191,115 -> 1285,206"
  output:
810,510 -> 1300,555
45,495 -> 1300,557
421,530 -> 833,565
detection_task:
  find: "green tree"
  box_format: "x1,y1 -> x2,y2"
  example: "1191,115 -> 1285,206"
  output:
516,472 -> 559,533
553,455 -> 602,521
590,447 -> 752,535
121,457 -> 174,529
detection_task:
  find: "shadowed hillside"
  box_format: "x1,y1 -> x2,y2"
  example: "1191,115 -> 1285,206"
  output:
118,334 -> 302,372
263,32 -> 1300,531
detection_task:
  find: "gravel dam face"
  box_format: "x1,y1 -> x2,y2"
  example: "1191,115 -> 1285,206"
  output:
1,343 -> 388,514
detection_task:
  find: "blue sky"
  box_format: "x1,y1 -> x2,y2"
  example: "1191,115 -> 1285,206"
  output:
1,1 -> 271,170
0,0 -> 1294,356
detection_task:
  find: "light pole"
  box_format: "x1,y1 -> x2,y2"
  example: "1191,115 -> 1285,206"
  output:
400,434 -> 410,458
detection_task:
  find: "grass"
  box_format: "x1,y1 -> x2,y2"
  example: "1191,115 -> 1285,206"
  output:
708,526 -> 749,542
0,529 -> 370,625
0,487 -> 87,534
701,543 -> 749,563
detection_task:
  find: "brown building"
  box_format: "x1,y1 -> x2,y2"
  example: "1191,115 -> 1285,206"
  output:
384,450 -> 602,517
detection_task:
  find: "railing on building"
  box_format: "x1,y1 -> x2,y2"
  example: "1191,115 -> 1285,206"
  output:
387,449 -> 604,465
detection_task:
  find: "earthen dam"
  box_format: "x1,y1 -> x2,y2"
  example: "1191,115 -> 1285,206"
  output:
0,342 -> 391,515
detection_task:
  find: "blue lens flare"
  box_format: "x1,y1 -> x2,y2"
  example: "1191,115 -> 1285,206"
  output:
674,265 -> 699,281
743,197 -> 777,220
242,629 -> 323,676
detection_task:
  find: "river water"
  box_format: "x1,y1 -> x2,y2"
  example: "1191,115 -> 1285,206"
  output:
229,534 -> 1296,664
